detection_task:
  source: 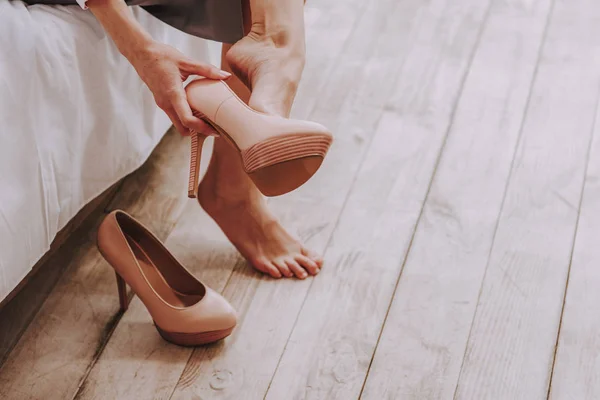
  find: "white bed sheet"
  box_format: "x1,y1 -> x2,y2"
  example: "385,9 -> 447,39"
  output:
0,1 -> 219,302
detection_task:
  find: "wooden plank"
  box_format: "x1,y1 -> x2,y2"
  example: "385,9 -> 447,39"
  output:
72,0 -> 370,397
74,199 -> 241,400
0,181 -> 122,313
0,129 -> 189,400
268,0 -> 553,398
359,1 -> 553,399
105,127 -> 190,240
452,1 -> 600,399
170,1 -> 491,400
548,82 -> 600,399
0,214 -> 118,400
73,139 -> 220,400
0,181 -> 122,368
293,0 -> 366,119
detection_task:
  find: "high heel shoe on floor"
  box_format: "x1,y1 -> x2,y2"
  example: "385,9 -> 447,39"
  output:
185,78 -> 333,198
97,210 -> 237,346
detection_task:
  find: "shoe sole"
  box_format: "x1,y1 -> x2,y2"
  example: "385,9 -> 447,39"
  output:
108,256 -> 234,348
188,120 -> 331,198
155,323 -> 235,346
185,80 -> 332,198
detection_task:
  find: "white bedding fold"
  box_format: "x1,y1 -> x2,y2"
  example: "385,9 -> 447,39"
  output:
0,1 -> 219,301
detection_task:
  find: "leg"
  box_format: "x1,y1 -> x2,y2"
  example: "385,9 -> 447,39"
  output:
226,0 -> 306,117
196,45 -> 323,279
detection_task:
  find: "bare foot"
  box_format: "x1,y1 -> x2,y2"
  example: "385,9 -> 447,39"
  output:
197,11 -> 318,279
226,26 -> 305,117
197,138 -> 323,279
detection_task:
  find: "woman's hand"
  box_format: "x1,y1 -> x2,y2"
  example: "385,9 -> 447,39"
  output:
88,0 -> 228,136
127,42 -> 230,136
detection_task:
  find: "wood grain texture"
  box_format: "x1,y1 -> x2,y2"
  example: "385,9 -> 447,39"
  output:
0,129 -> 189,400
264,1 -> 496,399
0,182 -> 122,368
72,0 -> 368,398
549,84 -> 600,399
105,128 -> 190,240
359,1 -> 553,399
74,199 -> 239,400
73,135 -> 219,400
453,1 -> 600,398
0,182 -> 122,313
292,0 -> 365,120
5,2 -> 600,400
0,213 -> 121,400
168,0 -> 416,397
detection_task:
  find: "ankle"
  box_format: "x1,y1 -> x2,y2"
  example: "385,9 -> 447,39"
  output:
245,22 -> 305,63
247,0 -> 306,45
197,179 -> 262,214
248,23 -> 303,50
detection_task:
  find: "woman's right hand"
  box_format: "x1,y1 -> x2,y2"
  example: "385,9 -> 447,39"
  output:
126,41 -> 230,136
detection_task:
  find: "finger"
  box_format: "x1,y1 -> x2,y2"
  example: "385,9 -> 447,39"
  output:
170,88 -> 211,133
197,121 -> 219,137
164,107 -> 190,136
181,59 -> 231,80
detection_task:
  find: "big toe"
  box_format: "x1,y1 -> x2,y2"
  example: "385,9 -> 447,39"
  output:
302,247 -> 324,268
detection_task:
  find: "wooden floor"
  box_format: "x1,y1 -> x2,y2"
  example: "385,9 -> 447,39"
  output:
3,0 -> 600,398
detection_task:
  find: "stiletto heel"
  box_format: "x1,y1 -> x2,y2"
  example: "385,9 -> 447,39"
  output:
115,272 -> 128,312
188,132 -> 205,199
98,211 -> 237,346
186,79 -> 333,197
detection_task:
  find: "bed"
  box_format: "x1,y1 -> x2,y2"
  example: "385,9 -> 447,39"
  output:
0,0 -> 219,302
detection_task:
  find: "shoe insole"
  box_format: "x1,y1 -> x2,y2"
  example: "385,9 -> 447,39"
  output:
126,234 -> 203,308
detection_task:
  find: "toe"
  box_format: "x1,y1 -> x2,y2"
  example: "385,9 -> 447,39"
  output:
294,254 -> 320,275
285,259 -> 308,279
254,258 -> 282,279
274,259 -> 294,278
301,247 -> 324,268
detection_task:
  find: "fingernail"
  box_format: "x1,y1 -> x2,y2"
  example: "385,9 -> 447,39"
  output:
219,71 -> 231,78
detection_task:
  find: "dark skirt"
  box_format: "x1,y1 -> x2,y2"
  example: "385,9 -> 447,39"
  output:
24,0 -> 245,43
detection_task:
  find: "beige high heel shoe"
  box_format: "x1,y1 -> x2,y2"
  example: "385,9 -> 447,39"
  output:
185,78 -> 333,198
97,210 -> 237,346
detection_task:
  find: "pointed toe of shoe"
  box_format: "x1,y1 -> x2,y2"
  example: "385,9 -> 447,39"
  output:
177,286 -> 237,333
205,287 -> 238,331
154,289 -> 237,347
